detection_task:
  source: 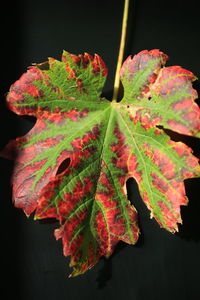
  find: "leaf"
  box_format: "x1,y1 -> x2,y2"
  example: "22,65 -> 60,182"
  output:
3,49 -> 200,276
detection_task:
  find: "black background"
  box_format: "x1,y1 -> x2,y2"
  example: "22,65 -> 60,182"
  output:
1,0 -> 200,299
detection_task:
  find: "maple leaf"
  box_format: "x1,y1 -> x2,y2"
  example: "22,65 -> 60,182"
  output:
3,49 -> 200,276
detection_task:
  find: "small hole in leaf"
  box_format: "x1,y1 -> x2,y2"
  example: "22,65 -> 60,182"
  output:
127,105 -> 130,108
148,96 -> 151,101
56,158 -> 70,175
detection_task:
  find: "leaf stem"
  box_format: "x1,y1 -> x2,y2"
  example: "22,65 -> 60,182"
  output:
112,0 -> 130,101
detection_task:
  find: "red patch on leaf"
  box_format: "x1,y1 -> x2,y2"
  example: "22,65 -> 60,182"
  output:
172,97 -> 194,110
96,173 -> 115,208
7,66 -> 42,116
120,49 -> 168,98
111,126 -> 130,173
151,172 -> 187,232
157,66 -> 195,98
144,144 -> 176,180
55,212 -> 87,256
133,110 -> 162,130
156,201 -> 180,232
128,153 -> 142,184
91,54 -> 108,77
168,140 -> 199,178
167,120 -> 192,135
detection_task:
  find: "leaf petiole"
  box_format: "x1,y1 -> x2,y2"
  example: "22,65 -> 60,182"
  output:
112,0 -> 130,102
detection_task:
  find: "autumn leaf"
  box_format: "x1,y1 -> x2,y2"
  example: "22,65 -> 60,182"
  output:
3,49 -> 200,276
